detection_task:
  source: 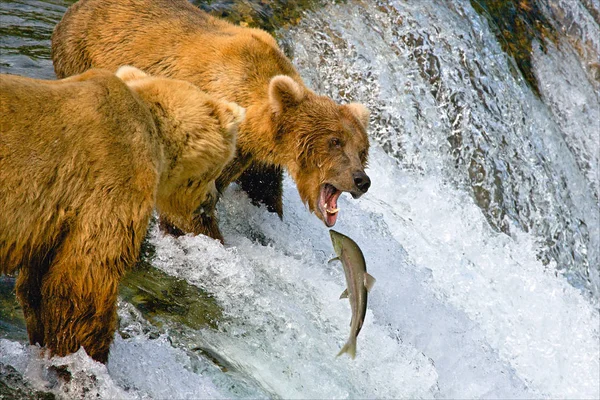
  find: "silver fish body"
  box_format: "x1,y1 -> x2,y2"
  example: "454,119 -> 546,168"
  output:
329,229 -> 375,359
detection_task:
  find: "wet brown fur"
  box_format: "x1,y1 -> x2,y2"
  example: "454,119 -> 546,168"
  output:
51,0 -> 370,238
0,67 -> 241,362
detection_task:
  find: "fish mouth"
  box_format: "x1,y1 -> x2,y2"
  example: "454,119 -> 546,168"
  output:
318,183 -> 342,227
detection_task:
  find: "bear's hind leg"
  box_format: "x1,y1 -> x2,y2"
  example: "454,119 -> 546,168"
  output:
40,255 -> 121,363
16,265 -> 47,347
39,216 -> 148,363
15,243 -> 63,347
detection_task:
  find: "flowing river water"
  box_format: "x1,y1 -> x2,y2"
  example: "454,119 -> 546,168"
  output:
1,0 -> 599,398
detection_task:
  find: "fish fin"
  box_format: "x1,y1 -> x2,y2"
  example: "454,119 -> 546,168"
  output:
336,338 -> 357,359
328,257 -> 340,264
364,273 -> 376,292
339,289 -> 349,299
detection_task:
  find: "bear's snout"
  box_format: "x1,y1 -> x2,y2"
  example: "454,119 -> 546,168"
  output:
353,171 -> 371,193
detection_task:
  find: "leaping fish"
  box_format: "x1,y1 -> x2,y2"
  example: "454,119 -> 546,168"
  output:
329,229 -> 375,359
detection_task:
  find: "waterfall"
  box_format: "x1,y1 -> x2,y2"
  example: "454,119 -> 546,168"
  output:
1,0 -> 598,398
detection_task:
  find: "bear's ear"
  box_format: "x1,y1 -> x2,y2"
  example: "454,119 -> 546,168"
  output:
269,75 -> 304,114
221,101 -> 246,134
345,103 -> 370,130
116,65 -> 148,82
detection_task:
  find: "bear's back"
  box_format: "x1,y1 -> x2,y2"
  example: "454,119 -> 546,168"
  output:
52,0 -> 301,106
0,71 -> 161,271
0,71 -> 160,183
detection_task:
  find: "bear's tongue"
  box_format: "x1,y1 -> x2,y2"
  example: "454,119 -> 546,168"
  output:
319,184 -> 341,227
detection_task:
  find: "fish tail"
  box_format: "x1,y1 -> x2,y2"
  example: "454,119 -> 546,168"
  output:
336,337 -> 357,359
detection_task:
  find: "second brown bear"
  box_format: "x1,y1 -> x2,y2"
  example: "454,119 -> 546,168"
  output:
52,0 -> 372,242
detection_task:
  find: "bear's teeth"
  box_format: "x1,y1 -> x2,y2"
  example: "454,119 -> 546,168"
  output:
326,208 -> 339,214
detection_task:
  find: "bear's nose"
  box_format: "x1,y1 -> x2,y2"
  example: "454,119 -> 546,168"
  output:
353,171 -> 371,193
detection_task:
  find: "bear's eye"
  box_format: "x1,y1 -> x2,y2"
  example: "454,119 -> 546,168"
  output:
360,150 -> 367,163
330,138 -> 342,148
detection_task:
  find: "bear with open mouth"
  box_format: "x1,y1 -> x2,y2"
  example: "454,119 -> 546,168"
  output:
52,0 -> 371,240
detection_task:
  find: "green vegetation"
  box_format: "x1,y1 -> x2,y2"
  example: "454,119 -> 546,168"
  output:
0,277 -> 27,342
470,0 -> 557,96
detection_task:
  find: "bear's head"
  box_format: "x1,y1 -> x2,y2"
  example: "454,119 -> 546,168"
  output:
269,75 -> 370,227
116,66 -> 244,227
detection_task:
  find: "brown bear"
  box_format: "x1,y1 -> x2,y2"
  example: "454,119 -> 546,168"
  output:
0,66 -> 243,363
51,0 -> 371,242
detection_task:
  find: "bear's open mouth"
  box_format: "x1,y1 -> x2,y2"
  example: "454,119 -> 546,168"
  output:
318,183 -> 341,227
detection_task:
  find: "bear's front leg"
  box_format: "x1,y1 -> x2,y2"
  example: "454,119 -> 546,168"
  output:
158,213 -> 224,243
237,163 -> 284,217
158,194 -> 225,243
158,216 -> 186,237
188,210 -> 224,244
